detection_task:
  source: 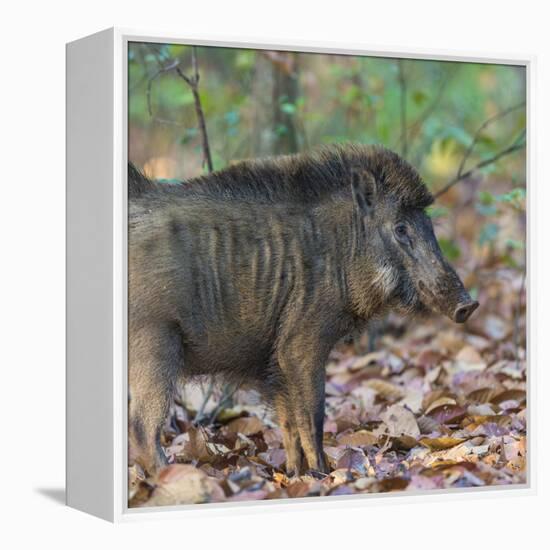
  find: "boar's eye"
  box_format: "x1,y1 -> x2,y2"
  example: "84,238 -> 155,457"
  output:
394,223 -> 410,244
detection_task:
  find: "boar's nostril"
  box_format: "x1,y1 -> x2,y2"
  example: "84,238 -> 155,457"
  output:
453,301 -> 479,323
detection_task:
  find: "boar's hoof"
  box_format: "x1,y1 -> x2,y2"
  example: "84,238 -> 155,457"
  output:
453,300 -> 479,323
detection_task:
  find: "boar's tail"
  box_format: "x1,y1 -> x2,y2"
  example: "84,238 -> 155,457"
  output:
128,162 -> 155,198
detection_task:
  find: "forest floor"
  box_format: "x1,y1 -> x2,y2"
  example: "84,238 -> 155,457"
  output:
129,266 -> 526,508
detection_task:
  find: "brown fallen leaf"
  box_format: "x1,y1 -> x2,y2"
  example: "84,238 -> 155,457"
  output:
466,387 -> 498,404
336,447 -> 368,474
145,464 -> 225,506
351,351 -> 386,370
484,314 -> 509,340
452,345 -> 487,373
287,479 -> 318,498
225,415 -> 264,436
337,430 -> 378,447
426,404 -> 466,425
364,379 -> 404,400
491,389 -> 527,406
415,348 -> 444,369
417,415 -> 442,435
388,434 -> 419,451
380,404 -> 420,438
425,396 -> 457,415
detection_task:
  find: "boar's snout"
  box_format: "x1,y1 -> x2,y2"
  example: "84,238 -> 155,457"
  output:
453,300 -> 479,323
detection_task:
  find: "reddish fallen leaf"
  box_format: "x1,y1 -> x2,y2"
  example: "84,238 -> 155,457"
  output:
426,404 -> 467,425
425,396 -> 457,415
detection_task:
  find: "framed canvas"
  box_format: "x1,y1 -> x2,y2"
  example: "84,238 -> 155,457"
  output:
66,28 -> 534,522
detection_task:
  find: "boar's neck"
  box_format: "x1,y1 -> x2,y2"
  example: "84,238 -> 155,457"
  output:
326,200 -> 395,321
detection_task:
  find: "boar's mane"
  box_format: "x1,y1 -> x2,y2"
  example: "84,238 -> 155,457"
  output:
129,144 -> 433,209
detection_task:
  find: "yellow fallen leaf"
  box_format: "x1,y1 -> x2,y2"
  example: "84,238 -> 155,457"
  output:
420,437 -> 466,451
364,379 -> 404,400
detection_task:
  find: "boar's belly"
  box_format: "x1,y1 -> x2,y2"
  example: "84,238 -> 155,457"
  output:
182,333 -> 273,382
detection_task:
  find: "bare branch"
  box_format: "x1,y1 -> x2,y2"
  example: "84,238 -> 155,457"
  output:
145,46 -> 213,173
175,47 -> 213,172
456,101 -> 525,179
434,132 -> 526,199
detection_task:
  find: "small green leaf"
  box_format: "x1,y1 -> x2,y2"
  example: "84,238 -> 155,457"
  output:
505,238 -> 524,250
479,223 -> 499,246
476,203 -> 498,216
497,188 -> 526,204
426,205 -> 449,219
224,110 -> 240,125
280,102 -> 297,115
439,238 -> 461,261
444,126 -> 473,147
478,190 -> 495,205
412,90 -> 428,105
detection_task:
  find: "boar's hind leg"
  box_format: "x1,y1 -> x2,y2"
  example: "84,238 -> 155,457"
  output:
274,394 -> 303,477
128,323 -> 182,476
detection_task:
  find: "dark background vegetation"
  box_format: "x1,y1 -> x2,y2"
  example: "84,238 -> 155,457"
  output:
128,43 -> 527,506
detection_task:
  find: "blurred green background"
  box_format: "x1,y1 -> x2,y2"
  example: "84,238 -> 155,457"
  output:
129,43 -> 525,181
128,42 -> 526,292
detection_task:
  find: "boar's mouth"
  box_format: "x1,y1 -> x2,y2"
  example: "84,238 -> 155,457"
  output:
417,280 -> 439,310
417,281 -> 478,323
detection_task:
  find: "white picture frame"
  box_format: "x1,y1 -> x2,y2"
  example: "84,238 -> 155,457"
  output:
66,27 -> 535,522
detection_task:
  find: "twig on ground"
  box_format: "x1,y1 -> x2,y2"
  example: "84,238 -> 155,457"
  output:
207,384 -> 240,424
194,380 -> 215,425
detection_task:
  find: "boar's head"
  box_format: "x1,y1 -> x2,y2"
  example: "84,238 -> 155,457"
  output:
350,147 -> 478,323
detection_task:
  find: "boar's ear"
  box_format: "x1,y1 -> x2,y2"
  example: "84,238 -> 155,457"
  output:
351,169 -> 377,217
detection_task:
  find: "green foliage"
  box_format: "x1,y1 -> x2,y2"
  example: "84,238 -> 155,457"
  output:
426,205 -> 449,219
438,238 -> 461,261
479,222 -> 500,247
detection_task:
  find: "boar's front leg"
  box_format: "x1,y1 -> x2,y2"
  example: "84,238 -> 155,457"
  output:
274,393 -> 303,476
128,323 -> 182,476
278,339 -> 330,475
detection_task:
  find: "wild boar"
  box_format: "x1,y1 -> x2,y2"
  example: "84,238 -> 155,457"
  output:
128,144 -> 478,476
